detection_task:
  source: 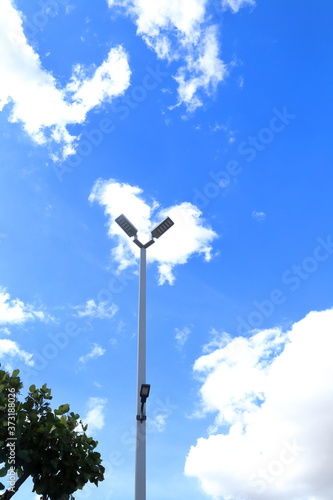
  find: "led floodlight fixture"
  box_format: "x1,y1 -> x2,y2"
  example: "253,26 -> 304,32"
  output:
151,217 -> 174,239
115,214 -> 138,238
140,384 -> 151,403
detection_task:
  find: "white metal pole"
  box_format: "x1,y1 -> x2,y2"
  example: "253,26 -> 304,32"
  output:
135,246 -> 147,500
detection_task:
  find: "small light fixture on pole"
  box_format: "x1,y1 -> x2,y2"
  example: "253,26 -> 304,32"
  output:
137,383 -> 151,422
115,213 -> 174,500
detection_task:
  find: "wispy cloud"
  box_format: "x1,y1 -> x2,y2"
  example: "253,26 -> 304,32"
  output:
210,121 -> 236,144
201,328 -> 232,354
79,343 -> 106,364
106,0 -> 255,110
89,178 -> 218,285
252,210 -> 266,222
175,326 -> 191,349
222,0 -> 255,13
147,397 -> 175,433
148,413 -> 169,433
173,25 -> 226,112
0,288 -> 51,324
0,0 -> 131,159
185,308 -> 333,500
74,299 -> 118,319
82,397 -> 107,431
0,339 -> 34,370
0,327 -> 11,336
107,0 -> 230,111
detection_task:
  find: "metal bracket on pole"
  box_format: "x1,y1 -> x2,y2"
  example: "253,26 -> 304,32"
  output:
136,401 -> 148,422
143,239 -> 155,249
133,238 -> 144,249
133,237 -> 155,250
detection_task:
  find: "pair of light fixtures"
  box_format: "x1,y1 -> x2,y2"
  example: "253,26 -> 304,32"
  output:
115,214 -> 174,248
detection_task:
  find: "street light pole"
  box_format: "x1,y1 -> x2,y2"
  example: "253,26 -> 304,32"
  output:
115,214 -> 174,500
135,245 -> 147,500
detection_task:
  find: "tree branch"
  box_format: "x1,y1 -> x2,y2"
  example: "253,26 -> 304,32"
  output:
0,471 -> 30,500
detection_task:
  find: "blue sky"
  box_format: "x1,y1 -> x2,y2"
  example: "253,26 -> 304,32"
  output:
0,0 -> 333,499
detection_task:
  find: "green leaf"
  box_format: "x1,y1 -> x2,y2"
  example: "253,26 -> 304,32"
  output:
55,404 -> 70,416
0,467 -> 7,478
29,384 -> 36,392
12,369 -> 20,378
50,459 -> 58,470
17,449 -> 32,463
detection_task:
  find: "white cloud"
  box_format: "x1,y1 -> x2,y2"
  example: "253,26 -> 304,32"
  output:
201,327 -> 233,354
0,339 -> 34,369
148,413 -> 169,433
147,397 -> 175,433
185,308 -> 333,500
79,343 -> 106,364
74,299 -> 118,319
238,74 -> 245,88
0,327 -> 11,336
210,121 -> 236,144
0,288 -> 50,324
252,210 -> 266,222
108,0 -> 227,111
175,326 -> 191,349
174,25 -> 226,112
89,178 -> 218,285
82,397 -> 107,431
0,0 -> 131,159
222,0 -> 255,13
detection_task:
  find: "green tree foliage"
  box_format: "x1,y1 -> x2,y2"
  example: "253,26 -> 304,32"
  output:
0,367 -> 105,499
